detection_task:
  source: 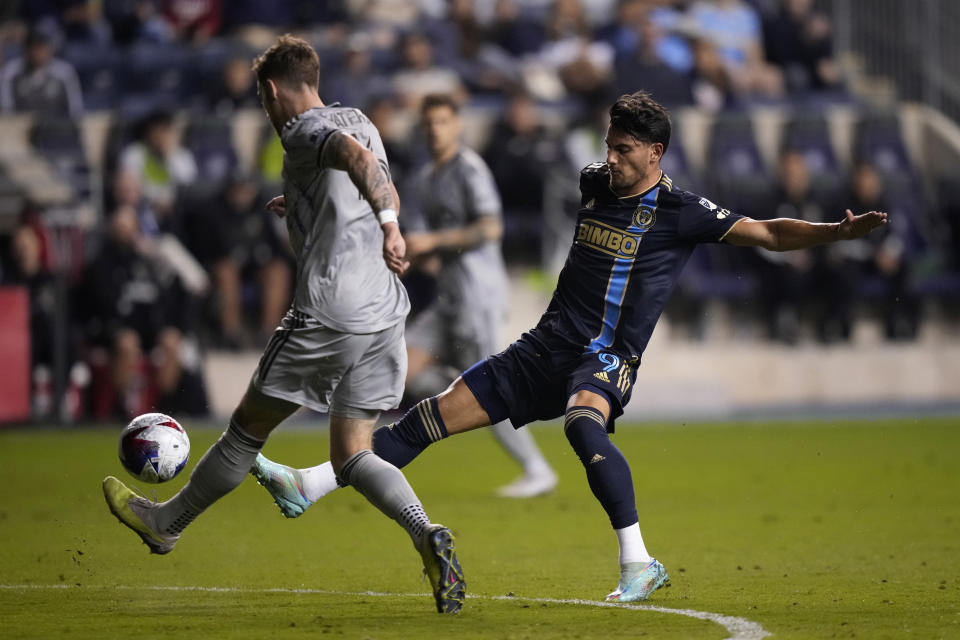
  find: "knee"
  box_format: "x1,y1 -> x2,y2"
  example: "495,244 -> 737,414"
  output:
331,448 -> 372,485
563,405 -> 610,462
564,418 -> 607,447
230,396 -> 278,441
330,446 -> 361,477
566,389 -> 611,418
230,405 -> 264,440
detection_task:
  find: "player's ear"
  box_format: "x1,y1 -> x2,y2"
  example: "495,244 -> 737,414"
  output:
263,78 -> 279,103
650,142 -> 664,162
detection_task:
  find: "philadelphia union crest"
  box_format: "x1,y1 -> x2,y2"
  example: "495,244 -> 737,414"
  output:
633,205 -> 656,232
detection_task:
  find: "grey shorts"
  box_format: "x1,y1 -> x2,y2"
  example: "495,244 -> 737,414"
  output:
406,302 -> 502,371
252,309 -> 407,418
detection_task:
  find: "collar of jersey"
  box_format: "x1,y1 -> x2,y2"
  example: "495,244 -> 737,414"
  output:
281,102 -> 343,132
614,170 -> 663,202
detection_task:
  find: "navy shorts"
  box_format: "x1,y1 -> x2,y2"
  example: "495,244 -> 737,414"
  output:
461,328 -> 638,432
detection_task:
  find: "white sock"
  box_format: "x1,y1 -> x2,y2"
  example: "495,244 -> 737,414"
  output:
490,421 -> 553,476
300,461 -> 341,502
616,522 -> 652,566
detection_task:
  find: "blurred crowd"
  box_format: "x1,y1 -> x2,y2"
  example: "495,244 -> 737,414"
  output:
0,0 -> 958,423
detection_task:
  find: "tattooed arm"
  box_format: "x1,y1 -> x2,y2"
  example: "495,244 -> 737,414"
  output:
322,130 -> 408,274
322,130 -> 397,214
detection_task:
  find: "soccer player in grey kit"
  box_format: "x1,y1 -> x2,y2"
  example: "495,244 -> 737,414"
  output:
101,35 -> 465,615
255,93 -> 557,500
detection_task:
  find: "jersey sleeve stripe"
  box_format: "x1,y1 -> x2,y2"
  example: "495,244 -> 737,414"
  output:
718,216 -> 746,243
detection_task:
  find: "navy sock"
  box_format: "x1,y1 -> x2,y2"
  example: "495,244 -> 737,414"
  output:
564,406 -> 639,529
372,397 -> 448,469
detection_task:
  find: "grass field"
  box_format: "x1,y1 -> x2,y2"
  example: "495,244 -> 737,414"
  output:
1,417 -> 958,639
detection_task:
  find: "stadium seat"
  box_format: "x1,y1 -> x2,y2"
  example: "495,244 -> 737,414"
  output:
119,43 -> 190,97
29,117 -> 92,200
660,123 -> 701,192
705,112 -> 774,219
780,112 -> 841,197
853,112 -> 915,182
115,43 -> 190,119
64,42 -> 119,111
707,112 -> 767,178
684,244 -> 757,300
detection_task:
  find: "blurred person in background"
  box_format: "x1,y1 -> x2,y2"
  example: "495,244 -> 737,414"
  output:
597,0 -> 648,60
32,0 -> 113,46
345,0 -> 421,29
104,0 -> 173,45
754,149 -> 846,342
161,0 -> 222,45
688,36 -> 736,111
611,10 -> 694,107
686,0 -> 783,99
443,0 -> 522,97
181,172 -> 293,349
403,93 -> 557,497
207,55 -> 260,116
482,92 -> 564,263
488,0 -> 546,57
392,30 -> 465,110
365,94 -> 415,189
533,0 -> 614,103
81,204 -> 206,419
763,0 -> 840,93
321,33 -> 388,113
642,0 -> 695,74
834,162 -> 918,340
0,23 -> 83,117
118,109 -> 197,220
111,169 -> 164,238
2,224 -> 87,419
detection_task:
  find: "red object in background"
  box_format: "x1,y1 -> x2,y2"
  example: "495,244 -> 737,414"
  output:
0,287 -> 31,423
88,351 -> 157,421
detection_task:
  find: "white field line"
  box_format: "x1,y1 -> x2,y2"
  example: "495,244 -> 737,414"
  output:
0,584 -> 771,640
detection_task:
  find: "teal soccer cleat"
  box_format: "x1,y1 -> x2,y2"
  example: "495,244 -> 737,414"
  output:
419,525 -> 466,613
250,453 -> 313,518
605,559 -> 670,602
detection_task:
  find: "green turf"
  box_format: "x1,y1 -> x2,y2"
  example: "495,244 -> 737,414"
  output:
1,418 -> 958,639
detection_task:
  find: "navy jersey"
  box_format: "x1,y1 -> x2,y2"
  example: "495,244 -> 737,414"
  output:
536,163 -> 745,361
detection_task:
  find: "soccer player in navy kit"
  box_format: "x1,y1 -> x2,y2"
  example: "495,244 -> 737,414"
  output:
255,91 -> 888,602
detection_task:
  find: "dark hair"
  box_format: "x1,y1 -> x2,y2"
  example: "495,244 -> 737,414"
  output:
421,93 -> 460,116
252,34 -> 320,90
608,91 -> 671,152
137,109 -> 174,138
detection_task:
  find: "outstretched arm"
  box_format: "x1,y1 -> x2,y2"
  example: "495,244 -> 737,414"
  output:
723,209 -> 888,251
322,131 -> 409,274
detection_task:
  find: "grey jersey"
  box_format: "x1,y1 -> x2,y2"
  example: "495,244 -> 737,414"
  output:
411,147 -> 509,312
281,106 -> 409,333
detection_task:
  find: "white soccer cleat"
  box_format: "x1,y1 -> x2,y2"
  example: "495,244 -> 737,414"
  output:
495,469 -> 558,498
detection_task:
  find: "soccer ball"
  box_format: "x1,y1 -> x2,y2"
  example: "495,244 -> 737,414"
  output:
118,413 -> 190,483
